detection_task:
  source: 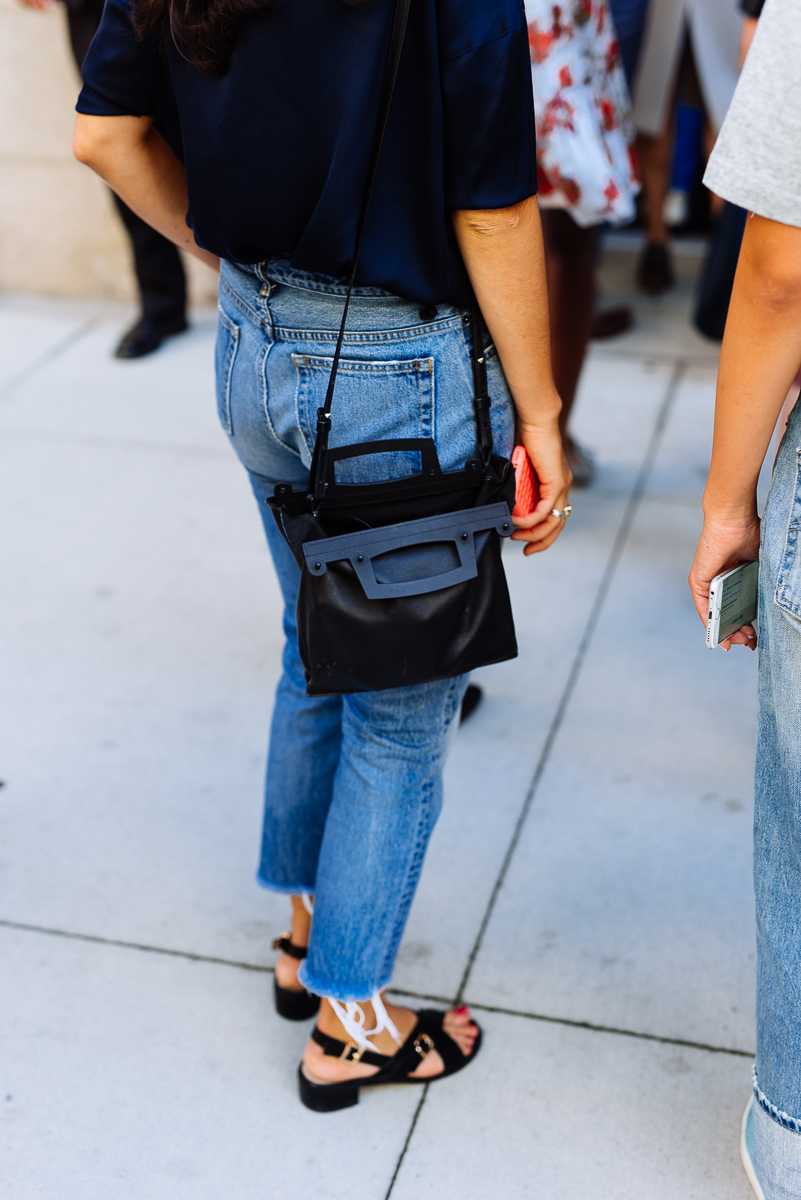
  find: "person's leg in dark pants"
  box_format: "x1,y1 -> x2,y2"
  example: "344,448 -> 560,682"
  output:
65,0 -> 188,358
111,193 -> 188,353
63,0 -> 101,67
540,208 -> 600,486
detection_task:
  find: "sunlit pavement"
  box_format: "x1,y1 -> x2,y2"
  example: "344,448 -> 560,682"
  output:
1,247 -> 757,1198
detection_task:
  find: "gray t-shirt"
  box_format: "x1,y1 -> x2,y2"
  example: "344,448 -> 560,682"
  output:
704,0 -> 801,228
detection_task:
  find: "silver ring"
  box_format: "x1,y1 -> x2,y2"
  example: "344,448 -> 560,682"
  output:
551,505 -> 573,520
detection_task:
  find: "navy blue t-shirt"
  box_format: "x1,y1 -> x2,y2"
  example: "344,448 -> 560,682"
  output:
77,0 -> 537,307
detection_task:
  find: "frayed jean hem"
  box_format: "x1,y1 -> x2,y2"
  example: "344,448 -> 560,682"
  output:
754,1066 -> 801,1135
751,1067 -> 801,1200
298,962 -> 393,1003
255,872 -> 315,895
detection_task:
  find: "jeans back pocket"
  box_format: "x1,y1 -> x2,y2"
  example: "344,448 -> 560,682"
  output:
292,353 -> 434,483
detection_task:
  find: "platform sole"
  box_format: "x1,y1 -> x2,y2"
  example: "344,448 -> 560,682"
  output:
298,1067 -> 361,1112
274,979 -> 321,1022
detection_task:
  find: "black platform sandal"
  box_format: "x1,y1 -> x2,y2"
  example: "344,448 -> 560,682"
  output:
298,1008 -> 482,1112
272,933 -> 320,1021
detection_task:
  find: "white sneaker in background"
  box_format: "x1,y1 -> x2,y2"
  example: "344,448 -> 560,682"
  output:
663,187 -> 690,228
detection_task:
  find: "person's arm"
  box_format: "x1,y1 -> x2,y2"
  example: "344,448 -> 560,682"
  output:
739,16 -> 759,68
73,113 -> 219,270
453,196 -> 571,554
688,213 -> 801,647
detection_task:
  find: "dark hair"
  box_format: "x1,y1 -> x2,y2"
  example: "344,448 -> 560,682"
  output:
132,0 -> 367,75
132,0 -> 273,73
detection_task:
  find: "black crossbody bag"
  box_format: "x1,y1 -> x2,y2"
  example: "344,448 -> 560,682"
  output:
266,0 -> 518,696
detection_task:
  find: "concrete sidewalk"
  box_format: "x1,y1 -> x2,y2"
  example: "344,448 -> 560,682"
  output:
1,253 -> 758,1199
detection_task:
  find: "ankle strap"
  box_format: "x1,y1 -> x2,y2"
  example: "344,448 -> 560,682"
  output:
311,1026 -> 388,1067
272,933 -> 308,960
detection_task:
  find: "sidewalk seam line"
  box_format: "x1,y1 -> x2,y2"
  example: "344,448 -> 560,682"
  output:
388,991 -> 753,1058
0,427 -> 230,459
454,360 -> 686,1007
0,917 -> 751,1057
383,1086 -> 429,1200
0,919 -> 264,970
0,318 -> 98,403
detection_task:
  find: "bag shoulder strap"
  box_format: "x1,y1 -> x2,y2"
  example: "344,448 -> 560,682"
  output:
469,295 -> 493,463
308,0 -> 494,506
309,0 -> 412,504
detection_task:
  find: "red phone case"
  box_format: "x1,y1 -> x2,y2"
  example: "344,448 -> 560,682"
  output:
511,445 -> 539,517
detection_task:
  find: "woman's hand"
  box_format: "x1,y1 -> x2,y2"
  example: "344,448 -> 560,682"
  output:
452,195 -> 571,556
688,515 -> 760,650
686,215 -> 801,651
510,416 -> 572,555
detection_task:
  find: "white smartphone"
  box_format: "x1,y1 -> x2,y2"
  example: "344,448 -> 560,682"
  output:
706,560 -> 759,649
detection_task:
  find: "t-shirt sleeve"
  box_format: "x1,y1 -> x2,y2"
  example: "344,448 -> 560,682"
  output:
76,0 -> 156,118
704,0 -> 801,228
440,5 -> 537,210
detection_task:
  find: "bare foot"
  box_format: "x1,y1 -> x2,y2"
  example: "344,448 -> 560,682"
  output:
275,895 -> 312,992
302,996 -> 479,1084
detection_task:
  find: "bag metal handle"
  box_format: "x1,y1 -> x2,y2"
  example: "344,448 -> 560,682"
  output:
303,502 -> 513,600
324,438 -> 443,487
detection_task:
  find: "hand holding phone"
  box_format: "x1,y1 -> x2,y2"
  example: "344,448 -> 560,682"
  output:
706,560 -> 759,649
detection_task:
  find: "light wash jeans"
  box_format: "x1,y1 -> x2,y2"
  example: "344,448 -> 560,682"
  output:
215,258 -> 514,1001
753,396 -> 801,1198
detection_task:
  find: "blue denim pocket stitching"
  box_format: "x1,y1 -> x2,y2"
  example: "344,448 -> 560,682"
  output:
291,353 -> 435,464
774,448 -> 801,619
215,306 -> 240,435
273,324 -> 457,346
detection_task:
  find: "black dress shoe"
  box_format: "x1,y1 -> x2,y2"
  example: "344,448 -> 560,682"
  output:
636,242 -> 675,296
590,305 -> 633,340
460,684 -> 483,724
114,315 -> 188,360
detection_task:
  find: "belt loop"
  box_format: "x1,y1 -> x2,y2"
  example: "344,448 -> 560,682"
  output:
252,261 -> 276,338
255,261 -> 272,299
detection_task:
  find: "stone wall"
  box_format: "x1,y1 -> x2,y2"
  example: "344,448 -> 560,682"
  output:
0,0 -> 217,304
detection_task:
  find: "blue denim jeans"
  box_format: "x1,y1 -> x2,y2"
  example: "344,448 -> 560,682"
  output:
215,258 -> 514,1001
753,396 -> 801,1198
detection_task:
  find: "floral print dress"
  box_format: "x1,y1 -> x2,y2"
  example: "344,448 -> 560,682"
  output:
526,0 -> 640,227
